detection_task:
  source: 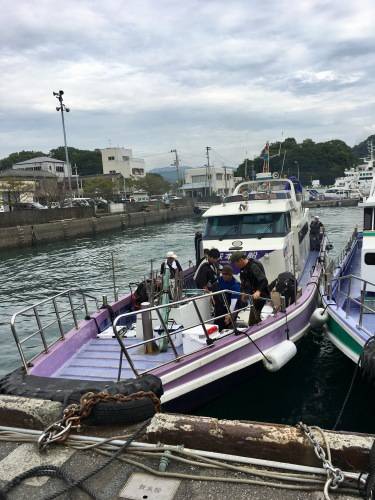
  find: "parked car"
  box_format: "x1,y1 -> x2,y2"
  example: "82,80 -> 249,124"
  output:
62,198 -> 93,208
13,202 -> 47,210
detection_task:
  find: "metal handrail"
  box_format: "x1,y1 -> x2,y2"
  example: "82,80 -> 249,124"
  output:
331,273 -> 375,333
112,289 -> 275,379
11,288 -> 99,371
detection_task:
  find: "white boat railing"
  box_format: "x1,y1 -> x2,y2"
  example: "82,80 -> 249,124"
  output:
10,289 -> 99,371
331,274 -> 375,333
112,290 -> 277,380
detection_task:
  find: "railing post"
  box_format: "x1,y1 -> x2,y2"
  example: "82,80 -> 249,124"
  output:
33,307 -> 48,353
192,300 -> 214,345
337,279 -> 341,309
10,322 -> 28,372
52,298 -> 65,340
81,292 -> 89,318
112,325 -> 140,381
346,276 -> 352,318
221,291 -> 236,330
154,307 -> 179,358
67,291 -> 79,329
358,281 -> 367,329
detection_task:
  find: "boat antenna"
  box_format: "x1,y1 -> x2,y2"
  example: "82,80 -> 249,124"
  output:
281,150 -> 287,176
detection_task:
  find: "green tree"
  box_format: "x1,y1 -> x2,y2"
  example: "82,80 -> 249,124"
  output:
50,147 -> 102,175
83,177 -> 115,199
0,150 -> 47,170
135,173 -> 170,195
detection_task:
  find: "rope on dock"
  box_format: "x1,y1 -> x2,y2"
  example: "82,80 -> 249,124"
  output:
0,425 -> 363,498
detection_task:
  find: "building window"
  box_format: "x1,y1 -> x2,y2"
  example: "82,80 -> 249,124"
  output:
122,156 -> 129,161
56,166 -> 65,173
192,175 -> 206,183
108,156 -> 115,161
132,168 -> 144,175
216,174 -> 223,180
109,170 -> 116,174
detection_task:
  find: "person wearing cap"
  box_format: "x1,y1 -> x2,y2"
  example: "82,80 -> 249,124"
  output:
214,265 -> 241,330
230,251 -> 269,325
310,216 -> 324,250
194,248 -> 220,290
160,251 -> 182,278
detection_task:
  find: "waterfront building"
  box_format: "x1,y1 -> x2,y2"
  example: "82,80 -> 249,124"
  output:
0,169 -> 58,207
100,147 -> 145,179
12,156 -> 71,179
181,166 -> 235,197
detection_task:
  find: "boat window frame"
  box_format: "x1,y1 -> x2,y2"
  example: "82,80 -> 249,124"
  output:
204,212 -> 291,240
364,252 -> 375,265
364,207 -> 374,231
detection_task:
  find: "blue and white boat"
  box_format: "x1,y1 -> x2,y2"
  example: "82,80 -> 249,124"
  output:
321,178 -> 375,363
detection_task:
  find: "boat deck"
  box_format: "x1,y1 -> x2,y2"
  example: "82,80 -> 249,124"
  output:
52,250 -> 320,382
53,338 -> 184,381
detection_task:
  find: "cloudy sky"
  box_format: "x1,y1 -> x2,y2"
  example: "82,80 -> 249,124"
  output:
1,0 -> 375,169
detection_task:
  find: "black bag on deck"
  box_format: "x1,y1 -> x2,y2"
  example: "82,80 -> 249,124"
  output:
269,271 -> 296,306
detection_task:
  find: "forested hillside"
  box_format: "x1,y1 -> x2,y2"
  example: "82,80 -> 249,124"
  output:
236,138 -> 361,185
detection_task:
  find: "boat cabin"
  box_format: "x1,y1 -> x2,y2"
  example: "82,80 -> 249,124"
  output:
201,178 -> 310,282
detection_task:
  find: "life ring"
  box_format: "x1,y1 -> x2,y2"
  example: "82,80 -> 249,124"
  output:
0,368 -> 163,425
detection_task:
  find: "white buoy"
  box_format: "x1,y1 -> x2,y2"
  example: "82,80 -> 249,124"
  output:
262,340 -> 297,372
309,307 -> 329,330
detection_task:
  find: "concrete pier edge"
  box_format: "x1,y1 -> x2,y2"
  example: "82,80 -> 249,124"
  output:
0,203 -> 195,250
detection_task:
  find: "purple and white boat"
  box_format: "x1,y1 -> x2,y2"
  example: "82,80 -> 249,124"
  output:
3,176 -> 328,413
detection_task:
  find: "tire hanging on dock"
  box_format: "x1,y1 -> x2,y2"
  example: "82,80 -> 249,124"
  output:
0,368 -> 163,425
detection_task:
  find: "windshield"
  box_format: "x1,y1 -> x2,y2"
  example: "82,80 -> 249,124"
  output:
204,213 -> 290,239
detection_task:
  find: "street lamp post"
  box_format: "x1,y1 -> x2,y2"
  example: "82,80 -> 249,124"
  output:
53,90 -> 72,198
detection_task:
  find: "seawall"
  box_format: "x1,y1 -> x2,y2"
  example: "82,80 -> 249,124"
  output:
0,204 -> 195,250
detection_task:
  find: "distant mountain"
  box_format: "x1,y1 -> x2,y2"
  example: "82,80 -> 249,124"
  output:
149,165 -> 191,183
352,134 -> 375,159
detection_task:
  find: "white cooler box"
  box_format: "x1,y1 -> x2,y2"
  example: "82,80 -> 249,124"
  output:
182,323 -> 219,355
153,323 -> 184,348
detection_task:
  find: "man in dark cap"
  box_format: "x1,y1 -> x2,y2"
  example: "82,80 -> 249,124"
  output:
194,248 -> 220,290
230,251 -> 269,325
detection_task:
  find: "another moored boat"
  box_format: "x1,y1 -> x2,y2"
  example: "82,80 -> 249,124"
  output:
320,176 -> 375,371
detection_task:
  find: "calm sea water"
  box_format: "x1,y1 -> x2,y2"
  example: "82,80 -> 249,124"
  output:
0,207 -> 373,432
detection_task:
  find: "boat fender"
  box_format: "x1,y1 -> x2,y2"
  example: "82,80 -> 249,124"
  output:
310,307 -> 329,330
262,340 -> 297,372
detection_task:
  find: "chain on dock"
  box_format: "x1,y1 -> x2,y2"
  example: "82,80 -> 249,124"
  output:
38,390 -> 160,451
297,422 -> 345,499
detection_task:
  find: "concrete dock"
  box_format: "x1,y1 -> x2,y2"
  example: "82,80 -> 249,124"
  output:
0,396 -> 370,499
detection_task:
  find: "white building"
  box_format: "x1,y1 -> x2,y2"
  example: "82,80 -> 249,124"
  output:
13,156 -> 71,179
101,147 -> 145,179
181,166 -> 235,197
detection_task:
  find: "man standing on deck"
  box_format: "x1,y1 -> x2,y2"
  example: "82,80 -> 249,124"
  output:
230,251 -> 269,325
160,251 -> 182,278
194,248 -> 220,290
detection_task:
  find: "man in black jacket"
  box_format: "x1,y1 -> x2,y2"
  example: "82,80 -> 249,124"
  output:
230,251 -> 269,325
194,248 -> 220,290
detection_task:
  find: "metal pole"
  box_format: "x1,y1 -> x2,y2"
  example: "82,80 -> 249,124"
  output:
111,252 -> 118,301
206,146 -> 212,196
59,103 -> 72,197
292,246 -> 297,304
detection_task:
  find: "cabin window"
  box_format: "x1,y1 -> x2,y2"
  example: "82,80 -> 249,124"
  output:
204,213 -> 290,239
364,208 -> 373,230
365,253 -> 375,265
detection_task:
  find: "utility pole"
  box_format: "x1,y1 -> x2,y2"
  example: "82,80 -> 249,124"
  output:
244,158 -> 248,179
74,164 -> 79,194
170,149 -> 180,188
206,146 -> 212,196
53,90 -> 72,198
224,166 -> 228,193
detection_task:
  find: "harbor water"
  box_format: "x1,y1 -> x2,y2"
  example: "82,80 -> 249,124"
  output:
0,207 -> 374,433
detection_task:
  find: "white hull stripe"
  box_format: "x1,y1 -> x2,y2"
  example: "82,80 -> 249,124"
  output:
159,286 -> 316,386
161,324 -> 308,403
